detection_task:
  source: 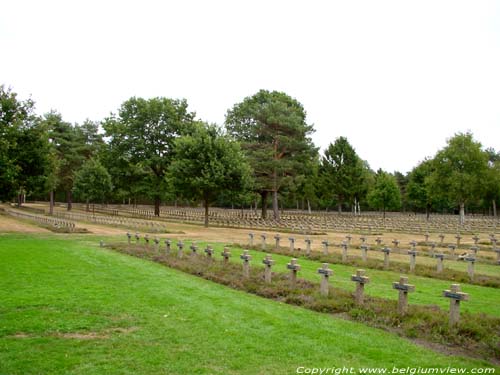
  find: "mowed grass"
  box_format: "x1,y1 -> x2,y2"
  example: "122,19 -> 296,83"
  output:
0,235 -> 496,374
158,239 -> 500,318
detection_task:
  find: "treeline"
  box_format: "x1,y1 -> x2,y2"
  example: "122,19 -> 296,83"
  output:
1,85 -> 499,226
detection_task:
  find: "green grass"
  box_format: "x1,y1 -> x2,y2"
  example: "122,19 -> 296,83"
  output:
0,234 -> 496,374
159,239 -> 500,318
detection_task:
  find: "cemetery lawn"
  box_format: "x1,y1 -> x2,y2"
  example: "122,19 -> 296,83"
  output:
0,234 -> 496,374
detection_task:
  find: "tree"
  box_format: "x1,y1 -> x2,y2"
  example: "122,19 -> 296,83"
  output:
225,90 -> 317,220
484,148 -> 500,217
428,132 -> 489,225
320,137 -> 365,212
43,111 -> 84,210
168,123 -> 251,227
406,159 -> 434,218
73,159 -> 112,212
0,85 -> 50,203
103,97 -> 195,216
367,170 -> 401,218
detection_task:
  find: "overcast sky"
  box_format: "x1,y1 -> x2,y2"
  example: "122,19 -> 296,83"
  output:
1,0 -> 499,173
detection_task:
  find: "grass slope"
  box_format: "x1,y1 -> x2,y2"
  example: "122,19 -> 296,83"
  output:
0,234 -> 495,374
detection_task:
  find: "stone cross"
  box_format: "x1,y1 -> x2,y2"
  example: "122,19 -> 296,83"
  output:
204,245 -> 214,258
360,236 -> 367,244
262,254 -> 274,283
100,240 -> 104,248
289,237 -> 295,252
360,244 -> 369,262
221,247 -> 231,264
472,235 -> 480,245
455,234 -> 462,248
190,242 -> 198,256
321,240 -> 330,255
382,246 -> 391,270
305,238 -> 312,256
491,237 -> 498,250
153,237 -> 159,252
126,232 -> 131,245
439,234 -> 445,246
240,250 -> 252,278
429,242 -> 437,257
409,240 -> 417,251
249,233 -> 254,247
340,241 -> 348,262
469,246 -> 479,256
464,255 -> 475,281
375,237 -> 382,246
424,233 -> 430,244
443,284 -> 469,327
177,241 -> 184,258
287,258 -> 301,286
448,244 -> 457,258
392,276 -> 415,316
435,253 -> 445,273
135,232 -> 140,244
351,269 -> 370,305
408,249 -> 418,272
261,234 -> 267,250
317,263 -> 333,296
392,239 -> 400,248
274,234 -> 281,249
165,239 -> 171,255
144,234 -> 150,247
345,234 -> 352,244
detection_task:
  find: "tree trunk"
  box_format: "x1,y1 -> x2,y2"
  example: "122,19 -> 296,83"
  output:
49,191 -> 54,215
261,191 -> 268,219
459,202 -> 465,225
66,190 -> 72,211
338,201 -> 342,213
307,199 -> 312,214
86,199 -> 89,212
272,190 -> 280,221
17,192 -> 22,207
204,199 -> 209,227
493,199 -> 497,218
154,195 -> 160,217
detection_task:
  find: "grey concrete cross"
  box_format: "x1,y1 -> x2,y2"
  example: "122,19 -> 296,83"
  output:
287,258 -> 301,286
262,254 -> 274,283
351,269 -> 370,305
392,276 -> 415,316
443,284 -> 469,327
317,263 -> 333,296
240,250 -> 252,278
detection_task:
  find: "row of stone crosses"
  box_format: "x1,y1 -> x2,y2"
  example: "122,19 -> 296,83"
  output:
117,232 -> 470,327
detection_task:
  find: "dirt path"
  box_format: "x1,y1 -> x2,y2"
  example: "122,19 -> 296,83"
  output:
0,214 -> 50,234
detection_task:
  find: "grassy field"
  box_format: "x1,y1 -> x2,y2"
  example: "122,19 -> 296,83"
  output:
0,234 -> 497,374
123,238 -> 500,318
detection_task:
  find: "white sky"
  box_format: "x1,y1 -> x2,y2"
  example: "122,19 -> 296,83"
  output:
1,0 -> 499,173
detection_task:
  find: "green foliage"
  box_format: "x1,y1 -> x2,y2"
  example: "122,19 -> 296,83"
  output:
72,158 -> 112,205
367,170 -> 401,215
320,137 -> 367,211
0,85 -> 50,201
168,123 -> 252,226
428,133 -> 489,222
225,89 -> 317,218
103,97 -> 195,215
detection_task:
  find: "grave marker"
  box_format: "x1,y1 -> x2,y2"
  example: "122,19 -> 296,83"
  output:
392,276 -> 415,316
382,246 -> 391,269
126,232 -> 131,245
360,244 -> 369,262
165,239 -> 171,255
274,234 -> 281,249
435,253 -> 445,273
464,255 -> 475,281
249,233 -> 254,247
287,258 -> 301,286
305,238 -> 312,256
190,242 -> 198,256
392,239 -> 400,248
317,263 -> 333,296
408,249 -> 418,272
322,240 -> 329,255
443,284 -> 469,327
261,234 -> 267,250
204,245 -> 214,258
455,234 -> 462,248
289,237 -> 295,252
221,247 -> 231,264
340,241 -> 348,262
177,241 -> 184,258
472,235 -> 480,245
262,254 -> 274,283
439,234 -> 445,246
240,250 -> 252,278
351,269 -> 370,305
